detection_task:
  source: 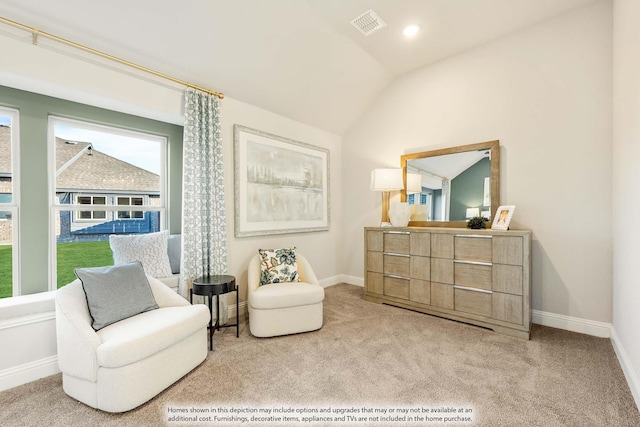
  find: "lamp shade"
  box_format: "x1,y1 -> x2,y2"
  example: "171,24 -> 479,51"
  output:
371,168 -> 404,192
406,173 -> 422,194
466,207 -> 480,219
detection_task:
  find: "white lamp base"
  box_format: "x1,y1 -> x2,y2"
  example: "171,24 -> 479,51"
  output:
389,203 -> 411,227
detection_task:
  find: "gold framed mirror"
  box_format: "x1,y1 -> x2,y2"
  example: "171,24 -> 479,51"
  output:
401,140 -> 500,228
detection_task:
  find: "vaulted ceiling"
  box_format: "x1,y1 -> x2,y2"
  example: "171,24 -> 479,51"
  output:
0,0 -> 599,134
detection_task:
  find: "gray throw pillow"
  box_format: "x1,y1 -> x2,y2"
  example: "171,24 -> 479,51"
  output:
75,261 -> 159,331
167,234 -> 181,274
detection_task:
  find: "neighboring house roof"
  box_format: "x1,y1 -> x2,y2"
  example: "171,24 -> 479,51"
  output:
56,136 -> 88,171
0,126 -> 158,192
0,125 -> 11,175
56,137 -> 159,193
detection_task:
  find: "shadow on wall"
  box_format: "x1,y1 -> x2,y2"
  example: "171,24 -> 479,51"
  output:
531,237 -> 568,317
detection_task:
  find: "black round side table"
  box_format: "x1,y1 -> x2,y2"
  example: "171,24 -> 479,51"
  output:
190,274 -> 239,351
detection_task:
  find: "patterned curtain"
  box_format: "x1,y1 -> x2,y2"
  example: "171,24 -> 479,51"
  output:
180,88 -> 228,323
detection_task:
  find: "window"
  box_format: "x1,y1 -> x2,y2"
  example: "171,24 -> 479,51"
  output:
76,195 -> 107,220
408,193 -> 428,205
0,107 -> 20,299
117,196 -> 144,219
50,117 -> 167,289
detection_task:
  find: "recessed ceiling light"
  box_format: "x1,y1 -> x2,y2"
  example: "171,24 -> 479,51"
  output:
403,24 -> 420,38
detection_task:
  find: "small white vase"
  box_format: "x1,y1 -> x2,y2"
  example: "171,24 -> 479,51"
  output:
389,203 -> 411,227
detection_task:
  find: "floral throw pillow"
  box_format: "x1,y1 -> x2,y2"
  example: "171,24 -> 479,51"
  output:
258,247 -> 300,286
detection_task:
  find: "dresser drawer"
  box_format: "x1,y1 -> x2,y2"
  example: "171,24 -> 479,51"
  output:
431,258 -> 453,284
366,272 -> 383,295
454,287 -> 492,317
431,282 -> 454,310
493,236 -> 523,265
492,292 -> 523,324
493,264 -> 523,295
410,232 -> 430,256
366,230 -> 383,252
384,254 -> 410,277
410,256 -> 430,280
384,232 -> 410,254
454,261 -> 492,291
367,251 -> 383,273
410,279 -> 430,305
384,275 -> 410,300
431,233 -> 453,259
455,235 -> 492,263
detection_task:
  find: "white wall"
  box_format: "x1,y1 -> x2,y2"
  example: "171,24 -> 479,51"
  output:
0,29 -> 342,390
342,1 -> 613,329
612,0 -> 640,407
220,98 -> 343,299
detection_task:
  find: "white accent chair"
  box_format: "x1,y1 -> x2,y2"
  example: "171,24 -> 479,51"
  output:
247,253 -> 324,337
55,275 -> 210,413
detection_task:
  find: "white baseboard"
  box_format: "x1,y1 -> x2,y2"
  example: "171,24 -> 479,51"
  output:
320,275 -> 363,288
227,300 -> 246,319
610,327 -> 640,410
0,355 -> 60,392
319,275 -> 343,287
340,275 -> 364,287
532,309 -> 611,338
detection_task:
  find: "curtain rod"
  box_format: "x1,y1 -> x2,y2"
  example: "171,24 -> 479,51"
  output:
0,16 -> 224,99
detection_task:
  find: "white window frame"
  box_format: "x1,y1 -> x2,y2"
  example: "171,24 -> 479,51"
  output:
0,107 -> 20,297
74,194 -> 108,221
48,116 -> 167,291
115,195 -> 146,220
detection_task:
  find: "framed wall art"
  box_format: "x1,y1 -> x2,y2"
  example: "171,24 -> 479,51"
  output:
233,124 -> 330,237
491,205 -> 516,230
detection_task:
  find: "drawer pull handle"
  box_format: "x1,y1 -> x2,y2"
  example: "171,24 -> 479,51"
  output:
454,285 -> 493,294
384,252 -> 410,258
385,274 -> 409,280
454,260 -> 492,266
384,231 -> 410,235
454,234 -> 493,239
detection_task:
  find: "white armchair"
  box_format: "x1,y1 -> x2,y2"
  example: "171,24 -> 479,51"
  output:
247,253 -> 324,337
55,275 -> 210,413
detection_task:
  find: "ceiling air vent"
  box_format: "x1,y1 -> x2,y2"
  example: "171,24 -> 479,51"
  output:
351,9 -> 387,37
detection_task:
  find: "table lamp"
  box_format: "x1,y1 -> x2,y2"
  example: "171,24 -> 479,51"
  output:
371,168 -> 404,225
466,207 -> 480,219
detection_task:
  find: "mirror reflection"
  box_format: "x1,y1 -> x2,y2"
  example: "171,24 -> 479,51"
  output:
401,140 -> 500,226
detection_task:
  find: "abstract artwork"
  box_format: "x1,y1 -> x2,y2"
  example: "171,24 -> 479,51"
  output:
233,125 -> 330,236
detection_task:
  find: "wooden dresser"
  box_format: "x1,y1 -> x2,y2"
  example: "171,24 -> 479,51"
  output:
364,227 -> 532,339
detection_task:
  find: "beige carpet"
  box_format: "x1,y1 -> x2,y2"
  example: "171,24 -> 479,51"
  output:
1,284 -> 638,426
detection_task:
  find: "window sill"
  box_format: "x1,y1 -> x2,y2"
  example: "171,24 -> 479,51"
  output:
0,291 -> 56,321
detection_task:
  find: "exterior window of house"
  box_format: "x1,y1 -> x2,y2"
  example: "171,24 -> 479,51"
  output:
76,195 -> 107,220
50,117 -> 166,289
117,196 -> 144,219
0,108 -> 19,299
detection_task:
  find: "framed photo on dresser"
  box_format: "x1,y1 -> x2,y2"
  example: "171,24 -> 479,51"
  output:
492,205 -> 516,230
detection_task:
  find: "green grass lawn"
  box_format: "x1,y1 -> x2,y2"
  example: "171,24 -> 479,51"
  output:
0,241 -> 113,298
56,241 -> 114,287
0,245 -> 12,298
